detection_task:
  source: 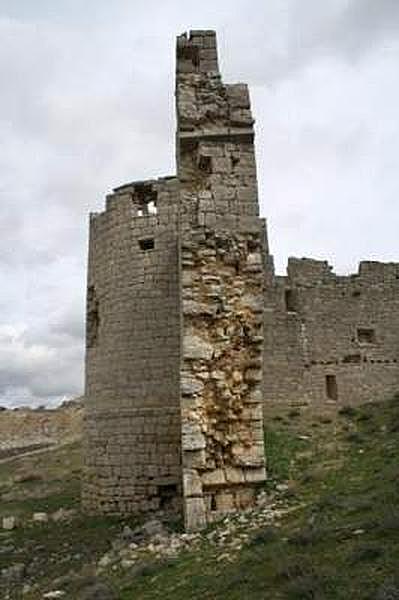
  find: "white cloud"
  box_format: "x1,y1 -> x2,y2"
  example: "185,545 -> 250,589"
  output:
0,1 -> 398,405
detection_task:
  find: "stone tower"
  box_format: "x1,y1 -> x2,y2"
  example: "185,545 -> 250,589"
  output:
83,30 -> 268,530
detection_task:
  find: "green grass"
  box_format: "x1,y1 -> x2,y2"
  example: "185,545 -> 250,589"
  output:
118,397 -> 399,600
1,397 -> 399,599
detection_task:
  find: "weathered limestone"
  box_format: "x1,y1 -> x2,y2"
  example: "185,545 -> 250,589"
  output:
82,28 -> 398,529
82,30 -> 267,526
83,176 -> 182,515
176,30 -> 267,529
263,259 -> 399,408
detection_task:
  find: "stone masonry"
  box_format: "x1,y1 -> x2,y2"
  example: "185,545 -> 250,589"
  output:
83,30 -> 399,528
263,258 -> 399,408
83,30 -> 267,530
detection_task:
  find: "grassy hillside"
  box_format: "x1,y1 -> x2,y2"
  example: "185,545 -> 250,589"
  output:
1,396 -> 398,599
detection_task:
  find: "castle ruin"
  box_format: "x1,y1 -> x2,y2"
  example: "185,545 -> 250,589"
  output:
83,31 -> 399,528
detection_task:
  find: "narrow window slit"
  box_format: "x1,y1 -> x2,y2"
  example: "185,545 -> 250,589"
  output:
285,289 -> 297,312
326,375 -> 338,401
139,238 -> 155,251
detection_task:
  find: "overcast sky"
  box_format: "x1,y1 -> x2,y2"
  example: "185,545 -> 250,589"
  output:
0,0 -> 398,407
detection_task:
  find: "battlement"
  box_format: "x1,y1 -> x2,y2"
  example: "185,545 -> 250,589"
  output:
285,257 -> 399,287
176,30 -> 219,74
176,31 -> 254,144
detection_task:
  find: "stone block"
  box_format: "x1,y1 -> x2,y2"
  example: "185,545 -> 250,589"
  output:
183,332 -> 214,361
182,422 -> 206,451
201,468 -> 226,486
224,466 -> 245,484
216,492 -> 234,512
2,516 -> 17,530
183,469 -> 203,497
244,466 -> 266,482
184,497 -> 207,531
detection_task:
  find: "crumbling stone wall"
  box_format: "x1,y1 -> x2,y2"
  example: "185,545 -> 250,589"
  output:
176,30 -> 267,530
83,30 -> 268,526
83,177 -> 182,514
83,27 -> 399,528
264,258 -> 399,408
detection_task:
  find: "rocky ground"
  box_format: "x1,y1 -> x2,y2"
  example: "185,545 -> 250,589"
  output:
0,397 -> 398,599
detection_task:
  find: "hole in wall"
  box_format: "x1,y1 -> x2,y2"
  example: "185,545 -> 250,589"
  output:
231,153 -> 240,169
357,328 -> 376,344
247,238 -> 259,252
284,289 -> 297,312
210,494 -> 217,511
139,238 -> 155,251
342,354 -> 361,364
198,155 -> 213,174
157,483 -> 178,509
326,375 -> 338,401
133,184 -> 158,216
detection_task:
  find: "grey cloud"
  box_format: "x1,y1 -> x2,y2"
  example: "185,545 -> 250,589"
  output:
0,1 -> 398,405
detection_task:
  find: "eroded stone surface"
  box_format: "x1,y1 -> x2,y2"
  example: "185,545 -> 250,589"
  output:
176,31 -> 267,530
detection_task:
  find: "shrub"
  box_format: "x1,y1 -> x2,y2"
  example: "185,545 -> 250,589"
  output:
249,526 -> 278,546
339,405 -> 357,418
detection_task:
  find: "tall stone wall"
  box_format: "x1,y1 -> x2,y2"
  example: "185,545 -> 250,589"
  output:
176,31 -> 267,530
83,176 -> 182,514
83,30 -> 268,527
264,258 -> 399,408
82,28 -> 399,528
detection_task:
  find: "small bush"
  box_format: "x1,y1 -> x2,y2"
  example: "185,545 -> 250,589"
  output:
263,429 -> 302,481
378,510 -> 399,533
356,412 -> 372,422
276,557 -> 314,581
375,577 -> 399,600
346,431 -> 364,444
249,526 -> 278,546
350,543 -> 384,564
288,527 -> 323,547
339,405 -> 358,418
285,575 -> 325,600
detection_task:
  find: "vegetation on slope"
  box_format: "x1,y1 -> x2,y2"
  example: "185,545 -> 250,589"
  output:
0,396 -> 398,599
119,397 -> 399,600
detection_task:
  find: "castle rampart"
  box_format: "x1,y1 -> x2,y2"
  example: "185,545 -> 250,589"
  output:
83,176 -> 182,514
264,258 -> 399,408
83,31 -> 268,529
83,30 -> 399,527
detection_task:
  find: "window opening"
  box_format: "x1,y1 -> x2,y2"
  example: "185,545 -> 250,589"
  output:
284,289 -> 297,312
198,155 -> 213,174
326,375 -> 338,401
139,238 -> 155,251
357,328 -> 376,344
134,184 -> 158,216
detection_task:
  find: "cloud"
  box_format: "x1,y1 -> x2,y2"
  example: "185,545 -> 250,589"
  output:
0,320 -> 83,407
0,1 -> 398,405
